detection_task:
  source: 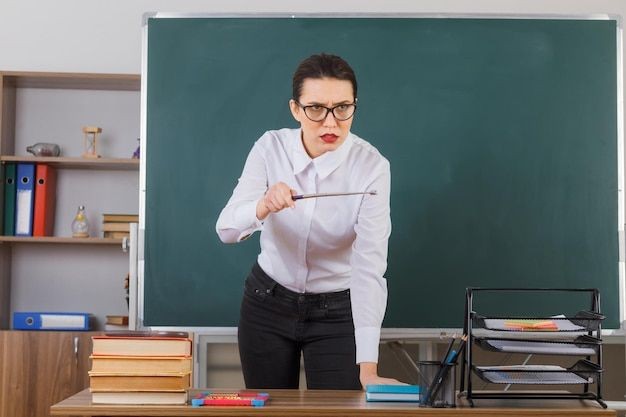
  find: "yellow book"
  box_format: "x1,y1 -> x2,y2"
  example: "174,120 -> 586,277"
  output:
91,335 -> 192,357
89,372 -> 191,391
91,390 -> 187,405
103,231 -> 130,239
105,315 -> 128,325
90,355 -> 192,374
102,213 -> 139,223
102,222 -> 131,232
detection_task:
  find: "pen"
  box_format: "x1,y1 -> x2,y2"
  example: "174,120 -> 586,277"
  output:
452,335 -> 467,364
441,337 -> 457,366
446,335 -> 468,366
446,350 -> 458,364
291,191 -> 377,200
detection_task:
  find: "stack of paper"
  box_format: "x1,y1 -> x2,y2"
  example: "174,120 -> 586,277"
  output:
503,319 -> 558,331
484,316 -> 585,332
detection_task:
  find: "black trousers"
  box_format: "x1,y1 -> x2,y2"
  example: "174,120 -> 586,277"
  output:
238,262 -> 361,390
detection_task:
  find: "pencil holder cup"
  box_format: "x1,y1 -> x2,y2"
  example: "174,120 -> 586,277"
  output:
417,360 -> 456,408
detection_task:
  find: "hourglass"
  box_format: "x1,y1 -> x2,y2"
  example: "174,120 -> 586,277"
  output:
82,126 -> 102,158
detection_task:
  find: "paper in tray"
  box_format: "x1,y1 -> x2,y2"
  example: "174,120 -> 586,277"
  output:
474,359 -> 600,385
481,312 -> 604,332
477,337 -> 598,355
477,310 -> 605,332
483,317 -> 583,332
477,370 -> 592,385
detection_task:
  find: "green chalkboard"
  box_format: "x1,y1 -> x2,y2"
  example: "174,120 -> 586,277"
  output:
144,17 -> 619,329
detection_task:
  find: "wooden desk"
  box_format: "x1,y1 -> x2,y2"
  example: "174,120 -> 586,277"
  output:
51,389 -> 616,417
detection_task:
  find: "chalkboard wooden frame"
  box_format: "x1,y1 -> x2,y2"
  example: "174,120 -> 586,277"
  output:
139,14 -> 624,329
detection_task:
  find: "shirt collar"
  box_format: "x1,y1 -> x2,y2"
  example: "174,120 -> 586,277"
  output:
313,134 -> 353,180
292,130 -> 354,180
292,129 -> 311,176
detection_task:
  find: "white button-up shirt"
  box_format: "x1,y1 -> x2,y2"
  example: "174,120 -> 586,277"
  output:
216,128 -> 391,364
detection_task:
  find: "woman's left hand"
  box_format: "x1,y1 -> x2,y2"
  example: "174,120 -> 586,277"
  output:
359,362 -> 405,388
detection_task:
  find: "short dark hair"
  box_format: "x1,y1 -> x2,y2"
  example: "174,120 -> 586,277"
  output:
292,53 -> 357,101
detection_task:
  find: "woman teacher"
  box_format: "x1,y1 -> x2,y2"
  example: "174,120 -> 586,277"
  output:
216,53 -> 398,390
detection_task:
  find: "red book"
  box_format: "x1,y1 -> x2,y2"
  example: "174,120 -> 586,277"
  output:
92,333 -> 192,357
33,164 -> 57,236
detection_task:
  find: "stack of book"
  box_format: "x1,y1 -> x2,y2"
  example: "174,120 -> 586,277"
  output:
89,331 -> 192,404
102,213 -> 138,239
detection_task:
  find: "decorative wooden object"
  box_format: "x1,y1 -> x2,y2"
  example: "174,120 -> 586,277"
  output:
82,126 -> 102,158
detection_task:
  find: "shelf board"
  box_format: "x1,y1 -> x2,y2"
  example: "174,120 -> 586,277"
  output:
1,71 -> 140,91
0,156 -> 139,170
0,236 -> 123,245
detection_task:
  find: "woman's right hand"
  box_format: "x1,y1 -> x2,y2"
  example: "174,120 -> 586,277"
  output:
256,182 -> 296,220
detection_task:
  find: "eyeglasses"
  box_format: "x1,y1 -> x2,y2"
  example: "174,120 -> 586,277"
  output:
295,101 -> 357,122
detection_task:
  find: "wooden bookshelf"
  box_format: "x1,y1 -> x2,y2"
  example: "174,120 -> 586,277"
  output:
0,70 -> 139,417
0,70 -> 140,331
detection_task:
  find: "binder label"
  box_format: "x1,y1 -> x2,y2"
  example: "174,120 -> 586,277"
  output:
15,191 -> 33,234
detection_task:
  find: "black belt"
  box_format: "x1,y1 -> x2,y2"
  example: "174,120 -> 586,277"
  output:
251,262 -> 350,303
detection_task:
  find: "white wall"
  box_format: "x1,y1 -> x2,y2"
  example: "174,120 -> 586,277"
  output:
1,1 -> 624,145
0,0 -> 624,74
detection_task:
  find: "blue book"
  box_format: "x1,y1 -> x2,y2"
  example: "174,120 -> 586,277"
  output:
366,384 -> 420,394
365,385 -> 421,402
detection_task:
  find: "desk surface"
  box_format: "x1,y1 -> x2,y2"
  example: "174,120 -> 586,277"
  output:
51,389 -> 616,417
